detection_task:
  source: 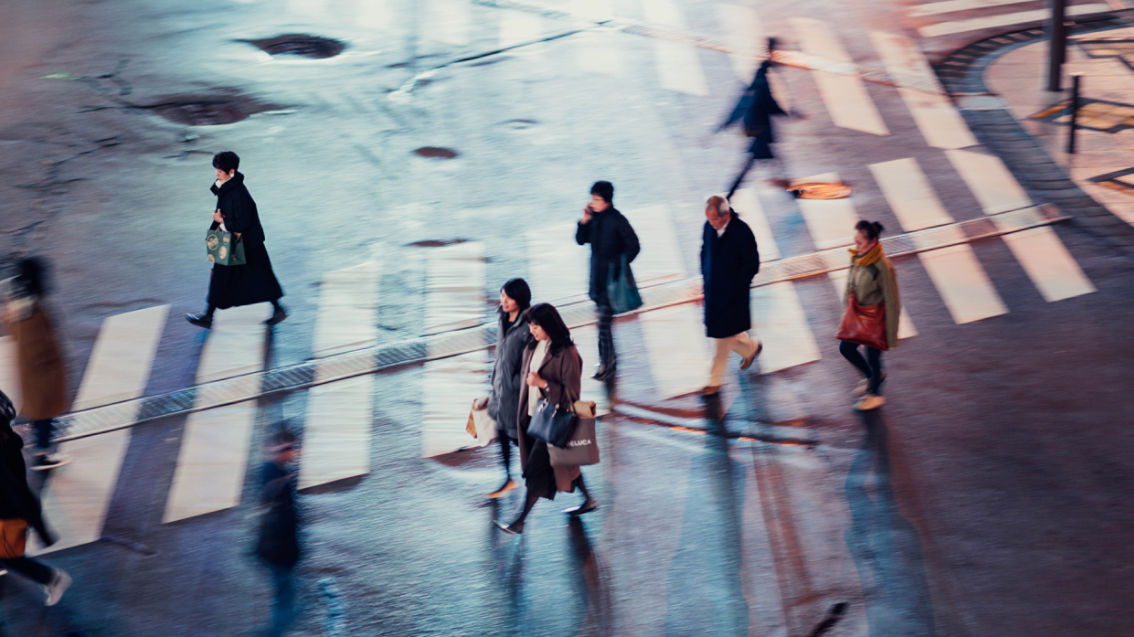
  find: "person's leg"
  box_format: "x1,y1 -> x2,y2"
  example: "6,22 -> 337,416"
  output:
1,557 -> 54,585
563,474 -> 600,514
838,341 -> 871,379
866,347 -> 884,395
266,564 -> 298,636
706,337 -> 731,390
32,419 -> 53,452
596,303 -> 615,370
487,435 -> 516,497
727,154 -> 759,199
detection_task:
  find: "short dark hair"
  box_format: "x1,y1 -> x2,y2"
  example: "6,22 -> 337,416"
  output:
855,220 -> 884,241
526,303 -> 573,355
590,180 -> 614,204
212,151 -> 240,173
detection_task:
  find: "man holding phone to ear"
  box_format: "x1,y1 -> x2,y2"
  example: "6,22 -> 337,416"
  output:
575,181 -> 639,381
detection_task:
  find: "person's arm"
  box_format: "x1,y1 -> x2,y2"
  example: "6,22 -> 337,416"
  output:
575,213 -> 592,245
740,224 -> 759,282
220,192 -> 254,235
619,215 -> 641,263
882,261 -> 901,349
718,78 -> 757,132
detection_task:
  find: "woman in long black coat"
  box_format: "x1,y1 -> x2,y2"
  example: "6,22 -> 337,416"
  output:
186,151 -> 286,328
0,390 -> 72,606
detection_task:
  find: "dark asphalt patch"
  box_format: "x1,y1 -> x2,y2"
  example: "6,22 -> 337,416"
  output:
412,146 -> 459,159
138,94 -> 283,126
406,238 -> 468,247
243,34 -> 346,59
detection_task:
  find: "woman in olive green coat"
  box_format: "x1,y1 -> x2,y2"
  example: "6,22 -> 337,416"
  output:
839,221 -> 899,411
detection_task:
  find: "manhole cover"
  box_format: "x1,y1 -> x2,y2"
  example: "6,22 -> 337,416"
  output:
140,94 -> 282,125
789,182 -> 853,200
413,146 -> 459,159
244,34 -> 346,59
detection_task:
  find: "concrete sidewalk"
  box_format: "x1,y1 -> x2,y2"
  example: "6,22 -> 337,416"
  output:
984,24 -> 1134,229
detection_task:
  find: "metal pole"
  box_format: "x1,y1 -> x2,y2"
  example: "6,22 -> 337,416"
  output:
1067,73 -> 1081,154
1047,0 -> 1067,91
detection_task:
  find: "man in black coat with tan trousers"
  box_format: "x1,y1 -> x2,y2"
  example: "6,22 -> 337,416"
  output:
700,195 -> 762,395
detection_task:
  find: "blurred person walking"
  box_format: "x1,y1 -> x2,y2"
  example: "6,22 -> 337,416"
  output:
1,257 -> 69,470
575,181 -> 640,381
485,278 -> 533,499
187,151 -> 287,329
495,303 -> 597,535
254,429 -> 302,636
0,390 -> 72,606
837,221 -> 899,411
700,196 -> 761,396
718,39 -> 792,198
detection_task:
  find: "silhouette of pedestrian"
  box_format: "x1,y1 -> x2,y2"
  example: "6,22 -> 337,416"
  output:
718,39 -> 792,198
254,429 -> 302,636
486,278 -> 533,499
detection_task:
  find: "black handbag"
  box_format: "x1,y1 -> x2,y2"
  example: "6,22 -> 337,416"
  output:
528,397 -> 577,448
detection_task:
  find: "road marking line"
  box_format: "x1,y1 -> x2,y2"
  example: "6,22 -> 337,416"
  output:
570,0 -> 614,21
908,0 -> 1033,18
354,0 -> 392,29
730,188 -> 782,261
573,324 -> 611,416
499,10 -> 543,48
32,306 -> 168,554
651,39 -> 710,96
718,3 -> 764,82
638,304 -> 712,399
829,270 -> 918,338
525,222 -> 589,304
623,204 -> 687,285
164,305 -> 267,523
426,0 -> 470,45
919,4 -> 1112,38
424,242 -> 486,335
916,246 -> 1009,323
870,32 -> 977,149
641,0 -> 687,28
421,351 -> 488,458
752,281 -> 821,373
946,148 -> 1033,214
577,29 -> 625,75
792,18 -> 889,136
299,262 -> 380,490
870,158 -> 955,231
795,172 -> 860,250
998,227 -> 1096,302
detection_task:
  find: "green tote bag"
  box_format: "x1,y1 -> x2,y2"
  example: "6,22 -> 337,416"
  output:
206,228 -> 246,266
605,255 -> 643,314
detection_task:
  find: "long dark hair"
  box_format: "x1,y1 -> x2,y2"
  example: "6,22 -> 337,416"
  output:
499,278 -> 532,318
526,303 -> 573,355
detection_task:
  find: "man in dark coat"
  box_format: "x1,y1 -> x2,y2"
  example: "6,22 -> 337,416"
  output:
187,151 -> 286,328
719,42 -> 790,198
700,196 -> 762,395
0,390 -> 72,606
575,181 -> 640,380
255,428 -> 302,636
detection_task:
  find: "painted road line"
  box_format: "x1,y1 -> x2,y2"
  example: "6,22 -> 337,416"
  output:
752,282 -> 820,373
796,172 -> 860,250
355,0 -> 393,30
870,158 -> 955,231
946,149 -> 1033,214
499,10 -> 543,49
829,270 -> 918,339
577,29 -> 625,76
0,337 -> 22,412
526,222 -> 589,304
638,304 -> 711,398
641,0 -> 687,28
427,0 -> 470,46
998,227 -> 1096,302
792,18 -> 888,136
33,306 -> 168,554
571,0 -> 614,21
421,351 -> 489,458
651,39 -> 710,96
299,262 -> 380,490
870,32 -> 977,150
573,324 -> 611,416
919,4 -> 1111,38
718,3 -> 763,82
730,187 -> 782,261
424,242 -> 486,335
164,305 -> 266,523
916,246 -> 1008,324
623,204 -> 687,285
908,0 -> 1032,18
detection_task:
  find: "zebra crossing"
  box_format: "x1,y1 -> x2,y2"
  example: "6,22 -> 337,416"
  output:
907,0 -> 1115,38
14,0 -> 1107,555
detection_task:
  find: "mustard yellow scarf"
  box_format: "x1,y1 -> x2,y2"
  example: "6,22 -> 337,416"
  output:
849,241 -> 883,268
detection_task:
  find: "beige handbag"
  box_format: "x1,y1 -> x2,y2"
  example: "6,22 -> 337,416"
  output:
465,396 -> 497,447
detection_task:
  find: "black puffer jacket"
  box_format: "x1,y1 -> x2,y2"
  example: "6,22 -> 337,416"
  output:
487,312 -> 531,440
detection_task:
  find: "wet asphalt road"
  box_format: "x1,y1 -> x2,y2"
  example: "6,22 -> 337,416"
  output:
2,0 -> 1134,635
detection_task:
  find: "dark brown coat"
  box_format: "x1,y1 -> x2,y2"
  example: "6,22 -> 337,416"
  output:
516,342 -> 582,495
4,304 -> 68,420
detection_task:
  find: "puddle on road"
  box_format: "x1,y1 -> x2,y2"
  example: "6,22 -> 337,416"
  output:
242,34 -> 346,59
412,146 -> 459,159
406,238 -> 468,248
138,93 -> 284,125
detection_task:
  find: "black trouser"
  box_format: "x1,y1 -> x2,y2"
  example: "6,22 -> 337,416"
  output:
498,433 -> 514,480
0,556 -> 54,585
839,341 -> 884,395
32,419 -> 54,451
596,302 -> 614,367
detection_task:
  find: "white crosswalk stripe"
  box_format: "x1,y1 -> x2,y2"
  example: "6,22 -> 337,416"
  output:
917,3 -> 1111,38
0,337 -> 22,412
499,10 -> 544,49
752,282 -> 821,373
718,3 -> 764,83
795,172 -> 860,250
792,18 -> 889,136
623,204 -> 688,285
909,0 -> 1035,18
425,0 -> 470,46
33,306 -> 168,554
650,39 -> 710,96
639,304 -> 713,398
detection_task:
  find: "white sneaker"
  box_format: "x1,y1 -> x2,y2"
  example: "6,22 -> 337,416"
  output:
44,569 -> 71,607
855,394 -> 886,411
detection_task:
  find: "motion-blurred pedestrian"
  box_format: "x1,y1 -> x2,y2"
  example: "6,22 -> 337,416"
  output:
254,429 -> 302,636
718,38 -> 791,198
485,278 -> 533,499
187,151 -> 287,329
837,221 -> 900,411
575,181 -> 640,381
1,257 -> 69,470
700,196 -> 762,396
495,303 -> 597,535
0,390 -> 72,606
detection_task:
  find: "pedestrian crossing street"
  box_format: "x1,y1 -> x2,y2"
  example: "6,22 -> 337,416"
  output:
15,0 -> 1107,555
